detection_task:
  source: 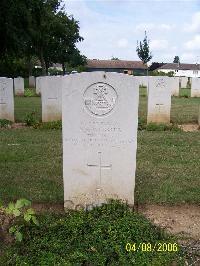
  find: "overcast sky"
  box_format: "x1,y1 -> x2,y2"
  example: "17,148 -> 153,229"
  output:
64,0 -> 200,64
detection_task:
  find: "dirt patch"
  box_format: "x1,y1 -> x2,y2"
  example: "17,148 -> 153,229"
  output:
179,124 -> 199,132
139,204 -> 200,264
32,202 -> 64,214
11,123 -> 27,129
138,204 -> 200,240
0,123 -> 27,130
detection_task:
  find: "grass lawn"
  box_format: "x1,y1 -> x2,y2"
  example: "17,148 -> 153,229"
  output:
14,87 -> 199,124
0,128 -> 199,204
14,96 -> 41,122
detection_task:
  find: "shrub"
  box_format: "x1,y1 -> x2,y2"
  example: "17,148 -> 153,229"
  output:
0,119 -> 12,128
146,123 -> 181,132
24,111 -> 39,126
181,94 -> 189,98
24,88 -> 37,97
138,117 -> 147,130
0,199 -> 38,244
33,120 -> 62,129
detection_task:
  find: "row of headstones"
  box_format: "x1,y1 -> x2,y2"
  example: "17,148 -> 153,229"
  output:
138,76 -> 199,97
0,76 -> 36,97
1,75 -> 200,123
0,73 -> 199,208
8,75 -> 200,98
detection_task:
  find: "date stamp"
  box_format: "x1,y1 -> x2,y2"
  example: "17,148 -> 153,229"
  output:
125,242 -> 179,252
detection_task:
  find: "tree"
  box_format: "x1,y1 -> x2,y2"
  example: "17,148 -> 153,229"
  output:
173,56 -> 180,64
0,0 -> 30,59
136,31 -> 152,75
149,62 -> 165,71
111,57 -> 119,60
0,0 -> 85,76
49,11 -> 85,74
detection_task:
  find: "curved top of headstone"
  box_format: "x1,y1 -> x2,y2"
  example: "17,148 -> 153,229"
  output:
64,71 -> 136,80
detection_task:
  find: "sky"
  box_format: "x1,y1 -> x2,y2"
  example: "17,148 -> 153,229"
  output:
64,0 -> 200,64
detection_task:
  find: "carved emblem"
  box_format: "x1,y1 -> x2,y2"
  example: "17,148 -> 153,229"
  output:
155,78 -> 166,90
84,82 -> 117,116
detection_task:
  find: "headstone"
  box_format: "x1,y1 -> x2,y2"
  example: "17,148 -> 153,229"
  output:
147,76 -> 171,124
14,77 -> 24,96
36,76 -> 42,95
191,78 -> 200,97
180,77 -> 188,88
41,76 -> 62,122
0,77 -> 14,121
29,76 -> 35,88
171,77 -> 179,96
62,72 -> 139,209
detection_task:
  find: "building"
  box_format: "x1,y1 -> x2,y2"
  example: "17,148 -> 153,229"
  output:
86,59 -> 147,75
157,63 -> 200,78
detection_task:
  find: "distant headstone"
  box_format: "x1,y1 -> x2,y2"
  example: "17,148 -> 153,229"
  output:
29,76 -> 35,88
191,78 -> 200,97
180,77 -> 188,88
171,77 -> 179,96
14,77 -> 24,96
36,77 -> 42,95
0,77 -> 14,121
62,72 -> 139,209
41,76 -> 62,122
147,76 -> 171,124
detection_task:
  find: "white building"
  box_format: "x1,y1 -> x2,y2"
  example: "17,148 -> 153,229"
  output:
157,63 -> 200,78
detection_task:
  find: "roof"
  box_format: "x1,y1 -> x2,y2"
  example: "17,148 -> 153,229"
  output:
158,63 -> 200,70
86,59 -> 147,69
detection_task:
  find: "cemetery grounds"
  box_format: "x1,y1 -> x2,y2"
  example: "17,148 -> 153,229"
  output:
0,83 -> 199,265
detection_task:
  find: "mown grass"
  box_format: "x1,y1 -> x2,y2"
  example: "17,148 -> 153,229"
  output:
0,201 -> 184,266
14,87 -> 199,124
0,129 -> 199,204
14,97 -> 41,122
135,131 -> 200,204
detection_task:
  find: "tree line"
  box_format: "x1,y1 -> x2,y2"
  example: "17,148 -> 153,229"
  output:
0,0 -> 86,77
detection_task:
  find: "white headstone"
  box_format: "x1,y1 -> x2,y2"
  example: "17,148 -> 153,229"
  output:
29,76 -> 35,88
180,77 -> 188,88
14,77 -> 24,96
171,77 -> 179,96
0,77 -> 14,121
191,78 -> 200,97
41,76 -> 62,122
62,72 -> 139,209
147,76 -> 171,124
36,77 -> 42,95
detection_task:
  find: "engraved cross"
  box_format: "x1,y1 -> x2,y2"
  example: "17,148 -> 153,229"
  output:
87,151 -> 112,190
